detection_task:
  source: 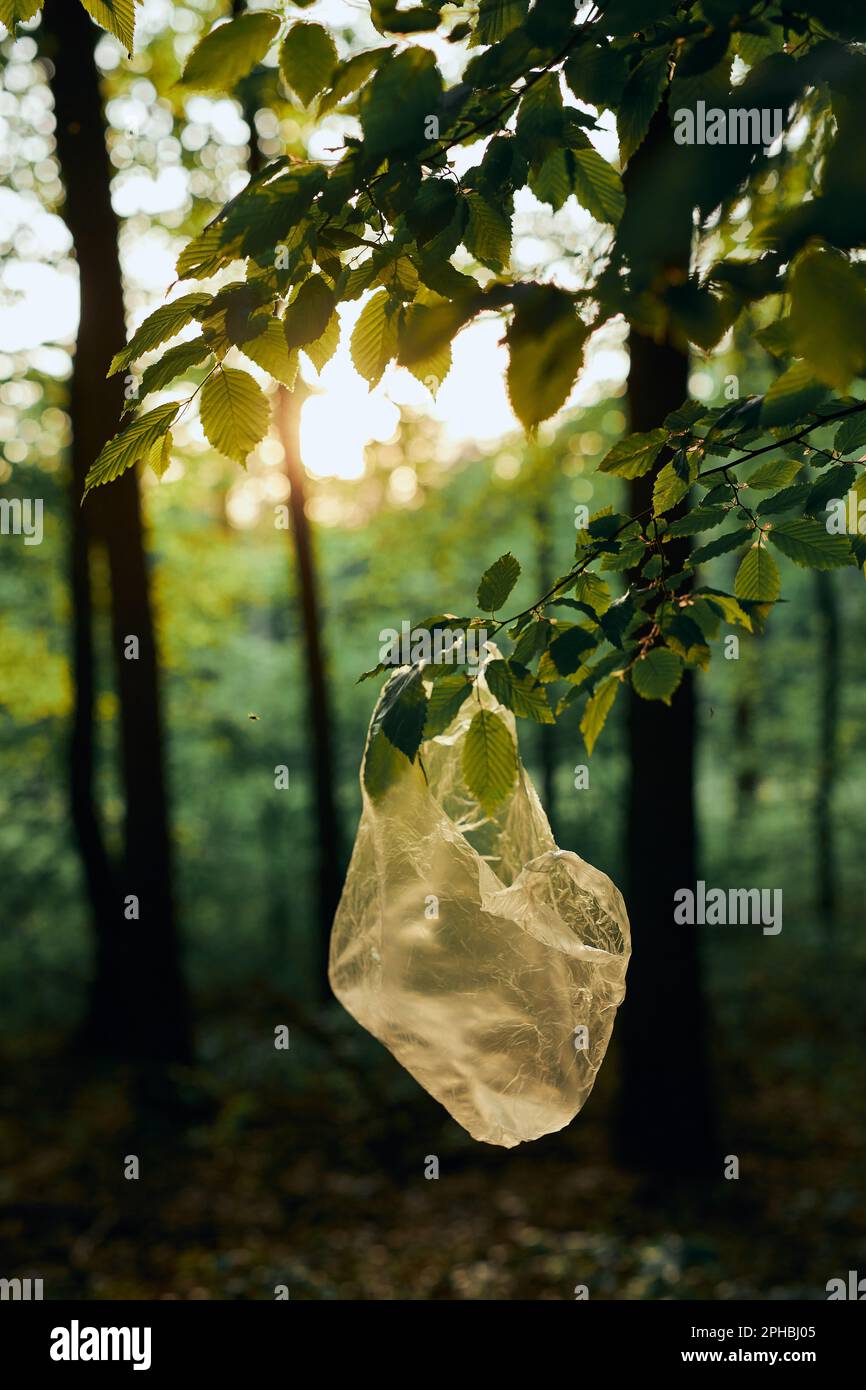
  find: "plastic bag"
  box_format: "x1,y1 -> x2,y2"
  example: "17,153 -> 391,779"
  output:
329,664 -> 631,1148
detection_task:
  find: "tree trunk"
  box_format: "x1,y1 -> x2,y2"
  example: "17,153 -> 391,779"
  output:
614,110 -> 716,1176
42,0 -> 190,1062
813,571 -> 839,928
276,386 -> 345,1001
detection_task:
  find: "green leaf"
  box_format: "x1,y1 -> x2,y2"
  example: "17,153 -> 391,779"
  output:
363,727 -> 410,800
303,312 -> 341,374
80,1 -> 136,51
83,402 -> 178,498
132,336 -> 213,406
200,367 -> 270,465
462,709 -> 517,813
664,505 -> 727,538
350,290 -> 399,388
360,48 -> 442,160
691,526 -> 751,564
788,245 -> 866,392
381,669 -> 428,761
319,46 -> 393,114
109,293 -> 212,376
580,675 -> 619,755
423,673 -> 472,737
570,145 -> 625,225
477,552 -> 520,611
548,624 -> 597,676
149,431 -> 174,480
179,13 -> 281,92
631,648 -> 683,704
768,518 -> 853,570
284,277 -> 335,350
598,428 -> 666,479
745,457 -> 802,489
240,318 -> 299,389
834,412 -> 866,456
572,571 -> 612,613
506,287 -> 586,432
484,659 -> 554,723
280,22 -> 338,107
734,544 -> 781,601
464,193 -> 511,272
618,49 -> 669,166
653,456 -> 694,515
564,42 -> 628,111
475,0 -> 528,43
0,2 -> 43,32
760,361 -> 829,428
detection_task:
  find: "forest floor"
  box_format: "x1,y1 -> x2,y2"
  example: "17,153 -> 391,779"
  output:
1,937 -> 863,1301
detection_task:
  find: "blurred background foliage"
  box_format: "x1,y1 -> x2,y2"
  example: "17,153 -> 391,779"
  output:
0,0 -> 863,1299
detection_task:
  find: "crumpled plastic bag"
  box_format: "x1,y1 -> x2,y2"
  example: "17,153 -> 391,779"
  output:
329,663 -> 631,1148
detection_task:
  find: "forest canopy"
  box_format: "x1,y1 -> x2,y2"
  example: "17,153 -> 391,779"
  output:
9,0 -> 866,805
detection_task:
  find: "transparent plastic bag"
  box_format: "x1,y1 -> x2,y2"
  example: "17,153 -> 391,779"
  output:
329,665 -> 631,1148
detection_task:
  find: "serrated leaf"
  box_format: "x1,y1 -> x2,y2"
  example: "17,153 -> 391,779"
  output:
745,457 -> 802,489
691,526 -> 751,564
570,145 -> 625,225
363,726 -> 410,800
83,402 -> 178,498
631,647 -> 683,704
653,457 -> 693,515
462,709 -> 517,813
788,245 -> 866,392
319,46 -> 393,114
484,659 -> 554,723
200,367 -> 269,465
506,287 -> 586,432
760,361 -> 829,428
80,1 -> 136,52
405,340 -> 452,398
284,276 -> 335,350
734,544 -> 781,601
768,518 -> 853,570
0,2 -> 43,32
132,336 -> 213,406
380,669 -> 428,761
350,290 -> 399,388
834,411 -> 866,456
280,22 -> 338,106
464,193 -> 511,271
110,293 -> 212,376
618,49 -> 669,166
548,624 -> 597,676
423,673 -> 472,737
149,431 -> 173,480
477,552 -> 520,611
303,311 -> 341,374
598,428 -> 666,479
240,318 -> 299,389
179,13 -> 280,92
572,571 -> 612,613
664,505 -> 727,538
580,675 -> 619,755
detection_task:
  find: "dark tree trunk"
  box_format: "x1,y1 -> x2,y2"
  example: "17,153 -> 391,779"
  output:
277,386 -> 345,1001
813,571 -> 840,928
42,0 -> 190,1062
614,110 -> 716,1176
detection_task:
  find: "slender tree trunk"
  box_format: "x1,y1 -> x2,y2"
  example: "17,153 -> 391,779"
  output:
42,0 -> 190,1061
813,571 -> 840,928
614,110 -> 716,1176
277,386 -> 345,1001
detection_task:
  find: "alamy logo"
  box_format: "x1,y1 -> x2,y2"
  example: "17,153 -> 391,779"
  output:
0,497 -> 43,546
0,1276 -> 43,1299
674,882 -> 782,935
49,1320 -> 152,1371
379,621 -> 488,668
826,1270 -> 866,1299
674,102 -> 783,150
